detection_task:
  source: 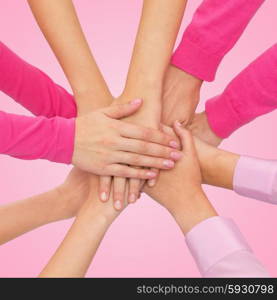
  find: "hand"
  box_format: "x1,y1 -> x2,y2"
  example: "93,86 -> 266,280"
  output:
144,122 -> 217,234
162,65 -> 203,127
72,98 -> 181,178
106,93 -> 176,210
188,111 -> 222,146
81,175 -> 129,224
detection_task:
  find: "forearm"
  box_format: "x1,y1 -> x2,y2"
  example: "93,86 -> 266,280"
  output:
197,145 -> 239,190
144,182 -> 217,234
205,44 -> 277,139
185,216 -> 269,277
172,0 -> 265,81
122,0 -> 187,110
0,189 -> 64,245
28,0 -> 112,114
39,199 -> 114,278
0,41 -> 76,118
0,111 -> 74,164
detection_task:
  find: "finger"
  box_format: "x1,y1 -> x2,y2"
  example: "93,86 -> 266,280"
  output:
106,164 -> 158,179
99,176 -> 112,202
119,124 -> 180,149
115,152 -> 175,169
160,124 -> 178,140
118,138 -> 182,161
147,168 -> 159,187
103,98 -> 142,119
173,121 -> 196,154
113,177 -> 127,210
128,178 -> 141,203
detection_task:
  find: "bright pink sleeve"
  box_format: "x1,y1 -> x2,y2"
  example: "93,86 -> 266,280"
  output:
205,44 -> 277,138
171,0 -> 264,81
185,216 -> 269,277
0,41 -> 76,118
0,111 -> 75,164
234,156 -> 277,205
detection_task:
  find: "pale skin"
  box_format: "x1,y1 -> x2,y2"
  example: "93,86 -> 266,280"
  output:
112,0 -> 188,209
162,66 -> 203,127
73,99 -> 181,178
0,126 -> 240,276
0,134 -> 238,246
27,0 -> 185,209
27,0 -> 118,210
162,66 -> 223,146
40,124 -> 217,277
27,0 -> 112,114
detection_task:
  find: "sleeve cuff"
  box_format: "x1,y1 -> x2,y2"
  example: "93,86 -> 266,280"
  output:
205,94 -> 242,139
47,117 -> 75,164
171,36 -> 223,82
185,216 -> 251,275
234,156 -> 277,204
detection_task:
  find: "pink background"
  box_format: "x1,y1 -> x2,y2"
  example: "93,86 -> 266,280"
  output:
0,0 -> 277,277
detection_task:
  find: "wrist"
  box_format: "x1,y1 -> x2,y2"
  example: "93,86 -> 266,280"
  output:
201,148 -> 239,189
42,188 -> 71,223
170,189 -> 217,235
123,76 -> 163,104
76,198 -> 119,228
178,68 -> 203,90
74,90 -> 113,116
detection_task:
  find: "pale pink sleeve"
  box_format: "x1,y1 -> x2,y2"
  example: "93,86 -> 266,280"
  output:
205,44 -> 277,138
0,111 -> 75,164
234,156 -> 277,204
0,41 -> 76,118
185,216 -> 269,277
171,0 -> 264,81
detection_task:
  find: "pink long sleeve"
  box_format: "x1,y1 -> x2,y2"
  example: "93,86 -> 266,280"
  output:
0,41 -> 76,118
0,111 -> 74,164
171,0 -> 264,81
205,44 -> 277,138
234,156 -> 277,205
0,41 -> 76,164
186,216 -> 269,277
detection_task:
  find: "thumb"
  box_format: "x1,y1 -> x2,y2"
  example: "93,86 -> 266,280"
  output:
173,120 -> 196,155
104,98 -> 143,119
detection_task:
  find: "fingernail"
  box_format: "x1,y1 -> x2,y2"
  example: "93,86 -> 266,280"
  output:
146,171 -> 157,178
129,193 -> 136,203
131,98 -> 142,105
170,151 -> 182,160
163,160 -> 174,168
100,192 -> 107,202
114,200 -> 122,210
169,141 -> 179,149
148,179 -> 156,187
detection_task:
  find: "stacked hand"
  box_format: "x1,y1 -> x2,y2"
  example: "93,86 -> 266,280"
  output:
72,98 -> 181,179
59,123 -> 216,234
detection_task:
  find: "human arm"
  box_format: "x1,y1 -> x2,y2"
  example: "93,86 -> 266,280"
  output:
163,128 -> 277,205
144,123 -> 269,277
0,41 -> 76,118
0,168 -> 89,245
39,175 -> 121,278
0,100 -> 180,177
189,44 -> 277,145
27,0 -> 112,114
162,0 -> 265,128
113,0 -> 187,208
